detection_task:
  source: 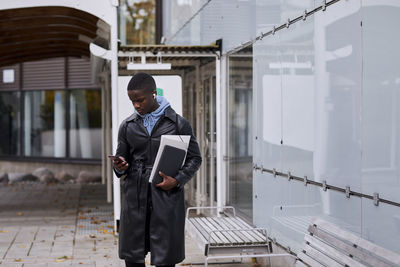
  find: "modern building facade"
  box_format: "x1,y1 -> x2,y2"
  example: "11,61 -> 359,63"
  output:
162,0 -> 400,257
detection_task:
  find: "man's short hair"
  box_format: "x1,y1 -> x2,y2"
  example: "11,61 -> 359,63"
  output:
127,72 -> 156,92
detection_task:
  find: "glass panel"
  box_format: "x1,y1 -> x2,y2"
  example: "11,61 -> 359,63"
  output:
280,13 -> 316,180
361,1 -> 400,203
69,90 -> 102,159
163,0 -> 208,42
165,0 -> 316,52
0,92 -> 20,156
362,200 -> 400,254
119,0 -> 156,45
313,0 -> 362,190
255,0 -> 316,36
169,11 -> 201,45
254,171 -> 362,254
23,91 -> 66,157
361,0 -> 400,254
228,46 -> 253,219
253,29 -> 282,171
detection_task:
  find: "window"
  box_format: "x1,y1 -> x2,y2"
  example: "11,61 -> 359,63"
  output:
0,57 -> 102,162
23,91 -> 67,157
0,89 -> 101,160
119,0 -> 156,45
0,92 -> 20,156
69,90 -> 102,159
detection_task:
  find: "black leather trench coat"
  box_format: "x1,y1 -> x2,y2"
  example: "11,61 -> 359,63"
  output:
114,106 -> 201,265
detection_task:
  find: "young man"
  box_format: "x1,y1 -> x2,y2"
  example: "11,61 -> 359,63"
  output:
112,73 -> 202,267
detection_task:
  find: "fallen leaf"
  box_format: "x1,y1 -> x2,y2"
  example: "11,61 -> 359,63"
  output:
92,248 -> 97,251
0,230 -> 9,233
17,212 -> 23,216
78,225 -> 85,229
14,258 -> 22,262
89,234 -> 96,238
79,216 -> 87,220
55,255 -> 70,262
19,245 -> 26,248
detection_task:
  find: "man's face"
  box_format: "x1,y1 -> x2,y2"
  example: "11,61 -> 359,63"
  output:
127,88 -> 156,115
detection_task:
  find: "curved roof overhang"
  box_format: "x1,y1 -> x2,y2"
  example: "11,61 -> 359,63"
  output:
0,6 -> 110,67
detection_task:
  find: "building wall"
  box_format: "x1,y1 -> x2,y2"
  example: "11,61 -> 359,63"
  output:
164,0 -> 400,255
0,57 -> 103,179
0,160 -> 101,178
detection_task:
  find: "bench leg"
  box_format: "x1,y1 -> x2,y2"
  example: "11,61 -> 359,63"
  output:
205,253 -> 296,267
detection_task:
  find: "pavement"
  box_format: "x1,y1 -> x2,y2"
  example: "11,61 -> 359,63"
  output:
0,182 -> 259,267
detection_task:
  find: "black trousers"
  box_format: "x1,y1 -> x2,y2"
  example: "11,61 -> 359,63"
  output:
125,185 -> 175,267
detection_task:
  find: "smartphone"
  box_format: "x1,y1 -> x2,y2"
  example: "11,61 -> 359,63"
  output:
108,155 -> 123,163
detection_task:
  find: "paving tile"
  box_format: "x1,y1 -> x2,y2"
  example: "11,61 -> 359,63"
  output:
14,227 -> 38,243
0,263 -> 23,267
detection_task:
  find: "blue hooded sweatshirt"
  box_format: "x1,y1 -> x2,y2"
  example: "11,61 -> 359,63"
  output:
136,95 -> 170,135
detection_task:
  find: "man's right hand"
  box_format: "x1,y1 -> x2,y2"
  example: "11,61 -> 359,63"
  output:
113,156 -> 129,172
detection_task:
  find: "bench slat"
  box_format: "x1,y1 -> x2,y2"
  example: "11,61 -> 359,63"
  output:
206,217 -> 244,245
223,217 -> 265,243
234,217 -> 267,241
312,218 -> 400,266
189,218 -> 215,244
185,218 -> 208,249
305,245 -> 342,267
193,218 -> 222,245
304,235 -> 366,267
198,217 -> 230,245
295,258 -> 309,267
211,217 -> 245,245
213,217 -> 263,244
205,217 -> 236,245
297,251 -> 325,267
302,241 -> 343,267
309,225 -> 392,267
220,217 -> 255,244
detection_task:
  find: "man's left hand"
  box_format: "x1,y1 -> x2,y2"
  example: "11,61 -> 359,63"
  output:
155,171 -> 179,191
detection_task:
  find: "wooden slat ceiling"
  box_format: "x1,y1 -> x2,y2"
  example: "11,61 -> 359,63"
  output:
0,6 -> 110,67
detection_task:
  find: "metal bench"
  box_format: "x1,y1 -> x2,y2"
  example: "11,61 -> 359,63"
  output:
297,218 -> 400,267
185,206 -> 295,266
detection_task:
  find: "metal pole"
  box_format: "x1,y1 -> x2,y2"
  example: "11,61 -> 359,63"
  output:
216,54 -> 227,208
209,76 -> 215,207
110,0 -> 120,232
195,63 -> 202,210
